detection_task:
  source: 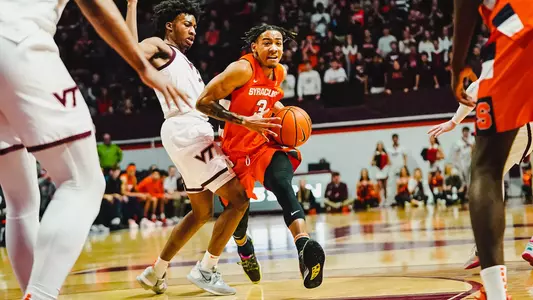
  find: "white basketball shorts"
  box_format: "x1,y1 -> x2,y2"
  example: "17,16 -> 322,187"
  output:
160,115 -> 235,193
0,28 -> 93,155
504,122 -> 533,174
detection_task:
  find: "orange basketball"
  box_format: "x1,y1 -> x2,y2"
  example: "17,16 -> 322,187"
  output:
272,106 -> 312,147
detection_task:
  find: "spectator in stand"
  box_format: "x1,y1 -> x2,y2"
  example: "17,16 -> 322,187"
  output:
452,126 -> 475,186
378,27 -> 397,57
395,166 -> 411,208
297,179 -> 319,215
361,32 -> 376,60
438,27 -> 452,54
368,54 -> 387,94
418,30 -> 435,61
421,135 -> 445,169
301,35 -> 320,67
351,56 -> 368,96
408,168 -> 429,207
444,166 -> 466,206
324,172 -> 350,212
297,60 -> 322,102
321,30 -> 341,58
342,34 -> 358,65
281,65 -> 297,102
96,87 -> 113,115
137,169 -> 166,225
324,59 -> 348,84
385,60 -> 409,94
429,167 -> 445,206
163,166 -> 187,223
385,41 -> 402,66
469,45 -> 482,77
205,21 -> 220,46
371,141 -> 390,201
354,168 -> 380,210
414,52 -> 439,91
120,164 -> 152,228
399,30 -> 416,54
311,3 -> 330,38
442,50 -> 453,86
93,167 -> 126,232
97,133 -> 123,172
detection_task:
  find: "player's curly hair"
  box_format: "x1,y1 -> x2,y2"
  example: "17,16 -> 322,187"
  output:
242,24 -> 297,49
153,0 -> 203,38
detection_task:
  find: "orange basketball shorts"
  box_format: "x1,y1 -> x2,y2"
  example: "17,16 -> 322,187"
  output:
220,144 -> 301,206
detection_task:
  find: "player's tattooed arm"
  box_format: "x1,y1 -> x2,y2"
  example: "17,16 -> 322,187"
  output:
196,60 -> 253,124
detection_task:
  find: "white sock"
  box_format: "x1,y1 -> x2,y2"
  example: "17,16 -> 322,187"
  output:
200,251 -> 220,270
0,148 -> 40,293
153,257 -> 169,278
25,136 -> 105,299
480,265 -> 507,299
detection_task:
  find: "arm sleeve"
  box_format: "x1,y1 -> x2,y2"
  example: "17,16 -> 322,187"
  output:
451,80 -> 478,124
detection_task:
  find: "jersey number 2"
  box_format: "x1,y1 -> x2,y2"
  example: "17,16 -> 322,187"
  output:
255,99 -> 268,115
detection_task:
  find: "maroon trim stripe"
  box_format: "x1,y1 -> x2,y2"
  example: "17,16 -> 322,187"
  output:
0,144 -> 24,156
27,131 -> 92,153
156,46 -> 177,71
201,167 -> 229,187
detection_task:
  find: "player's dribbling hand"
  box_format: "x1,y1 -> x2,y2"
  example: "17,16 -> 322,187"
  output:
139,66 -> 192,111
427,120 -> 456,137
241,109 -> 282,142
451,67 -> 477,107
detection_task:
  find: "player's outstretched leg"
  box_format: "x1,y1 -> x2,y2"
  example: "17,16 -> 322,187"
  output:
263,152 -> 325,289
138,177 -> 249,296
137,190 -> 214,294
0,147 -> 40,293
469,129 -> 517,300
23,135 -> 105,299
231,206 -> 261,283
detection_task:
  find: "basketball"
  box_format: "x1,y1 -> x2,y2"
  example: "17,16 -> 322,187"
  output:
272,106 -> 312,147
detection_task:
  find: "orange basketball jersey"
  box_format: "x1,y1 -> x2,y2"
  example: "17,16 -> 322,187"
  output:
221,53 -> 285,157
474,0 -> 533,134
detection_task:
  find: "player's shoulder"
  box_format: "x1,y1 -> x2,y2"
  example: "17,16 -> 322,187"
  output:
223,59 -> 254,83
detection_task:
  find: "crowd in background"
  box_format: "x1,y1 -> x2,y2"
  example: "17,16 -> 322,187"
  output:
298,130 -> 533,214
51,0 -> 488,116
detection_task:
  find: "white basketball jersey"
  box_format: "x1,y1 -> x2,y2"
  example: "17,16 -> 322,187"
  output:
155,45 -> 208,121
0,0 -> 68,42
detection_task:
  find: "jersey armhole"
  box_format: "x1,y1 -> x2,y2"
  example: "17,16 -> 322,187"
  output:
234,57 -> 255,90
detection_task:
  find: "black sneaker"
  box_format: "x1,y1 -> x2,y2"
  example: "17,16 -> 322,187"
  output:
237,239 -> 261,283
298,239 -> 325,289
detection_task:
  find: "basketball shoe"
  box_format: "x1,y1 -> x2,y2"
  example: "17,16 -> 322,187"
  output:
187,261 -> 236,295
521,239 -> 533,265
298,239 -> 325,289
475,287 -> 512,299
136,266 -> 167,294
237,236 -> 262,283
464,245 -> 480,269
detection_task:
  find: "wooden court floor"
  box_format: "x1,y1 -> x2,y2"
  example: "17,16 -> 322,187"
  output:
3,202 -> 533,299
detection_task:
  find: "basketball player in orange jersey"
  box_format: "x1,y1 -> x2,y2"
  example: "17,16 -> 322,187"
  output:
452,0 -> 533,298
0,0 -> 189,298
126,1 -> 282,296
196,24 -> 326,289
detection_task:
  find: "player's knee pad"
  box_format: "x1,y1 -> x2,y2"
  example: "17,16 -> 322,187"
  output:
282,205 -> 305,227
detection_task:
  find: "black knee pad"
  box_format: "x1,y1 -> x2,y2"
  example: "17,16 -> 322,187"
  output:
264,152 -> 305,227
233,206 -> 249,240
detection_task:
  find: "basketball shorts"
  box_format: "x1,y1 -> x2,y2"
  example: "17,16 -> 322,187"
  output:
473,2 -> 533,135
224,144 -> 301,201
504,122 -> 533,174
160,116 -> 235,193
0,28 -> 93,155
